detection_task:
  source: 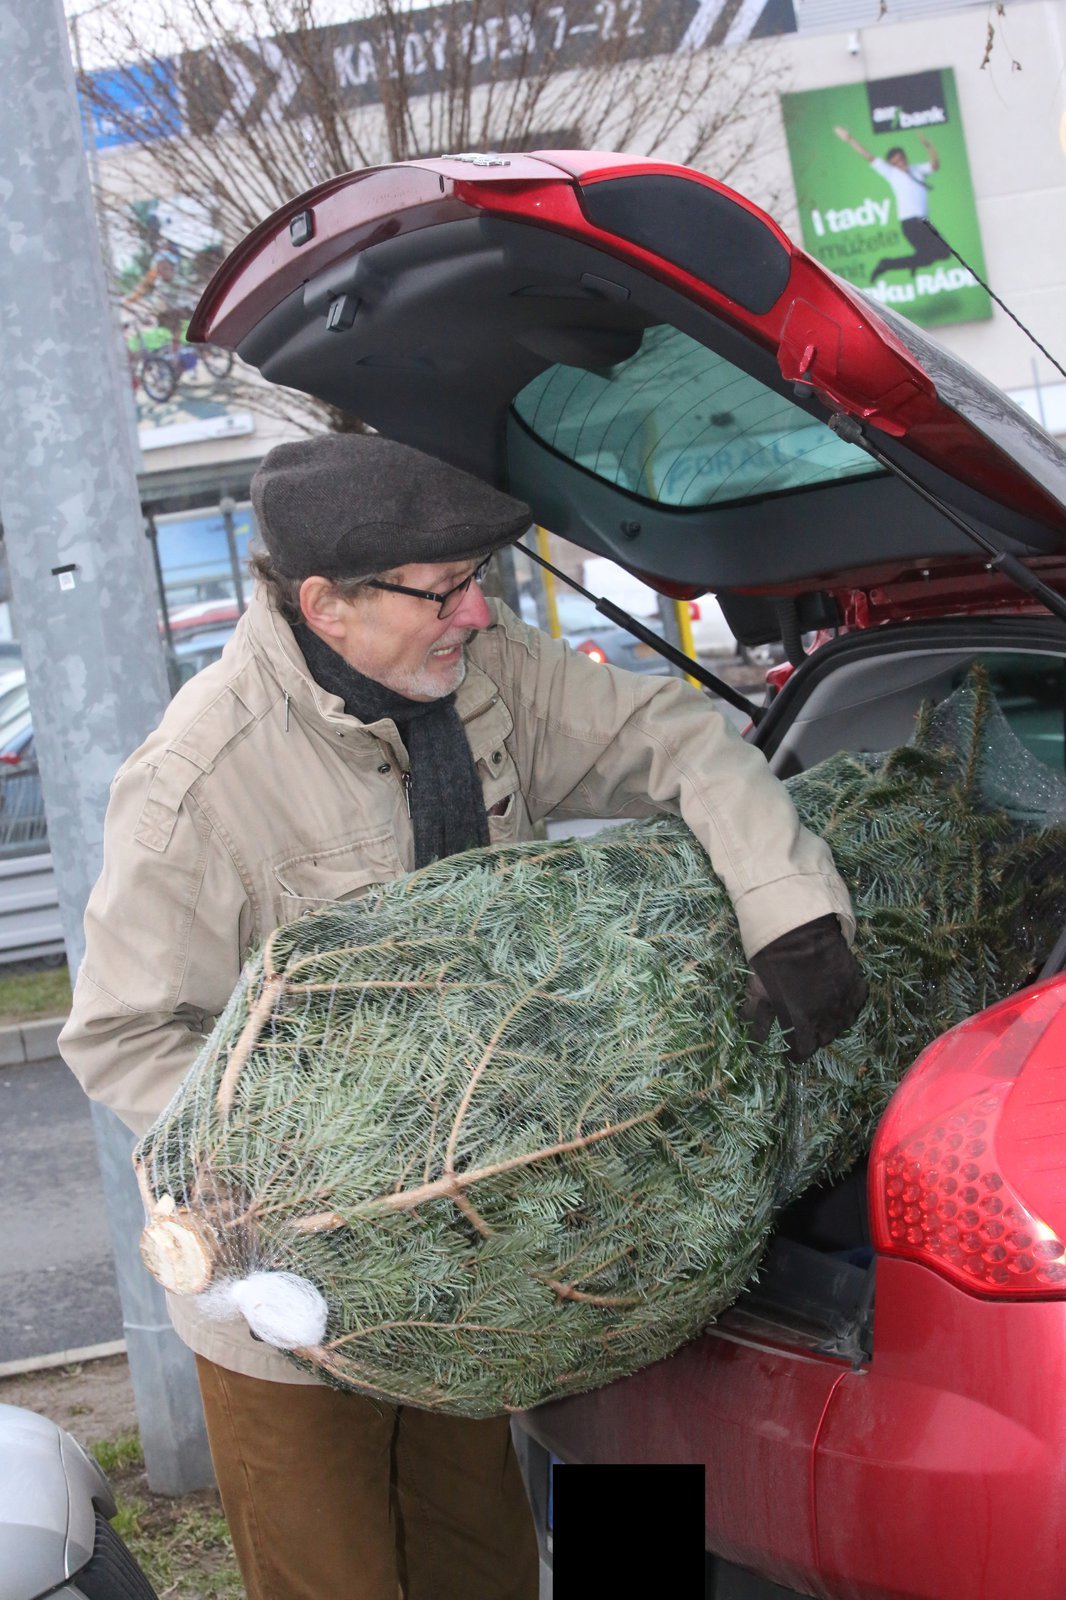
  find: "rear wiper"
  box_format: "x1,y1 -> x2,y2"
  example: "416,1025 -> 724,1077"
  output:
518,541 -> 765,725
829,412 -> 1066,630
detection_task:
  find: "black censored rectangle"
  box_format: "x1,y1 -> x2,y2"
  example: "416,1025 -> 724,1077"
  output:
551,1463 -> 705,1598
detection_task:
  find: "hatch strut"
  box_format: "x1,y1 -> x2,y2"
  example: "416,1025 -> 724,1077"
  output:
828,413 -> 1066,629
517,542 -> 765,724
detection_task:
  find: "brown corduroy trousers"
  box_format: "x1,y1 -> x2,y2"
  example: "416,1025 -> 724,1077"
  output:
196,1357 -> 539,1600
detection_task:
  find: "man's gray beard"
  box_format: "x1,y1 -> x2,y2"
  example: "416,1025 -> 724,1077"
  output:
392,651 -> 467,701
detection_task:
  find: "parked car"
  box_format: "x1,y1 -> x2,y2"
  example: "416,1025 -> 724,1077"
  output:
0,675 -> 45,859
169,620 -> 240,688
559,592 -> 669,670
2,622 -> 240,857
521,587 -> 672,674
0,1401 -> 158,1599
190,150 -> 1066,1599
0,706 -> 44,856
685,594 -> 737,658
165,597 -> 241,635
0,667 -> 28,738
582,553 -> 738,659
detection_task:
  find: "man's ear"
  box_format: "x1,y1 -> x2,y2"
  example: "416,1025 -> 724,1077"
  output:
298,575 -> 349,639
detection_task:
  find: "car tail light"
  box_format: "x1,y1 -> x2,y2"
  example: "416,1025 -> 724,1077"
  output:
0,753 -> 21,765
871,978 -> 1066,1298
577,640 -> 607,665
688,601 -> 701,622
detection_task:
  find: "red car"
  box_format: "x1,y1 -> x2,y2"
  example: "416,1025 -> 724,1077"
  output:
191,151 -> 1066,1600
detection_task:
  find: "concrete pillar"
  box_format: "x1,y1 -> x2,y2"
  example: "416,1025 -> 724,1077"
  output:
0,0 -> 212,1492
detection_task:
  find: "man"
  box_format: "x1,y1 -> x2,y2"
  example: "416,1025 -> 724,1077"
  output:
123,247 -> 191,347
60,433 -> 866,1600
834,125 -> 952,282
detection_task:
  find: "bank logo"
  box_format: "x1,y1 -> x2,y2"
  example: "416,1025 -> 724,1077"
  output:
866,69 -> 949,135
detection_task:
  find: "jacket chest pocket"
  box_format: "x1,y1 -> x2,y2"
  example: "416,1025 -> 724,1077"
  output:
480,746 -> 528,846
272,831 -> 403,926
471,696 -> 527,847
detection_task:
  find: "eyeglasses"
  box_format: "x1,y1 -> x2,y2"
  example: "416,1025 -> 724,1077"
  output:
364,559 -> 492,619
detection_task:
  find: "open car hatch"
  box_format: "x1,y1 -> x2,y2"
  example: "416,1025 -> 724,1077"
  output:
189,150 -> 1066,624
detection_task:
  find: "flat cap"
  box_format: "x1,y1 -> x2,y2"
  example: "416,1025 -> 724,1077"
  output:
250,433 -> 531,580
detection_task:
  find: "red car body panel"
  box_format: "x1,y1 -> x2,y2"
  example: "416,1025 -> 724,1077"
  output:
745,555 -> 1066,619
815,1259 -> 1066,1600
762,557 -> 1066,696
526,1326 -> 848,1594
527,1259 -> 1066,1599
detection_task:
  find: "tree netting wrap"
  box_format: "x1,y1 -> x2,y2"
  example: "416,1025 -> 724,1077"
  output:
134,674 -> 1066,1415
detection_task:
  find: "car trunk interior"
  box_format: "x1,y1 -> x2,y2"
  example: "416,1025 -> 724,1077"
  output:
719,615 -> 1066,1364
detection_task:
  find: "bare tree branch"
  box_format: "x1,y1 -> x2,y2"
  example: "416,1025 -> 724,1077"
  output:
76,0 -> 790,433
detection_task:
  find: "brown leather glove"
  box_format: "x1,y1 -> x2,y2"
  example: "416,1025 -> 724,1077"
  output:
742,914 -> 868,1063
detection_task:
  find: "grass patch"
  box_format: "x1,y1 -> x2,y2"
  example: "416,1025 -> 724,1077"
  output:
125,1499 -> 244,1600
92,1429 -> 243,1599
0,960 -> 71,1023
91,1429 -> 143,1475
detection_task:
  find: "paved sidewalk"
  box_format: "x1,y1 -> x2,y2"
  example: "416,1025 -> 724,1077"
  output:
0,1014 -> 65,1067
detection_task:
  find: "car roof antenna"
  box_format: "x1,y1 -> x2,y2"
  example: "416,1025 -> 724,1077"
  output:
827,413 -> 1066,630
517,541 -> 765,725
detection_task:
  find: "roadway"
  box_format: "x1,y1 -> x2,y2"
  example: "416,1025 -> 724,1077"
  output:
0,1054 -> 121,1364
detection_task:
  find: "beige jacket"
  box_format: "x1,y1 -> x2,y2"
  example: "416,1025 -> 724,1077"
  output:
60,587 -> 853,1383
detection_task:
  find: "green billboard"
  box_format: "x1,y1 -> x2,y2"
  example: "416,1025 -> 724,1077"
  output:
782,69 -> 991,327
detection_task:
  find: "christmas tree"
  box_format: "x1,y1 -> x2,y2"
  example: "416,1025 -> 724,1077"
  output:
135,674 -> 1066,1416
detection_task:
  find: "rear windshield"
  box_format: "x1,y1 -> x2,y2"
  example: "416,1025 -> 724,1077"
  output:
512,325 -> 881,509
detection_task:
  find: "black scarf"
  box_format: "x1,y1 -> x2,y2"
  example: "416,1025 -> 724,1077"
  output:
295,624 -> 489,868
